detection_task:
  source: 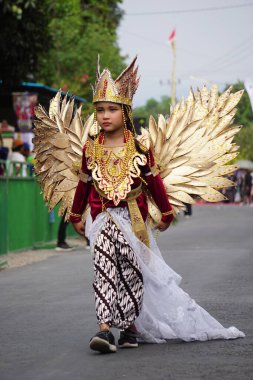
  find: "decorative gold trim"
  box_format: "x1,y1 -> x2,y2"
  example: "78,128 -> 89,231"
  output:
161,210 -> 174,216
92,57 -> 139,106
86,132 -> 147,205
94,182 -> 142,200
93,94 -> 132,106
70,212 -> 82,217
128,198 -> 150,247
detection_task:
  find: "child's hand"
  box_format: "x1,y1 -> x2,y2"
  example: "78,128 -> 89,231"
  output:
73,221 -> 85,236
154,220 -> 171,232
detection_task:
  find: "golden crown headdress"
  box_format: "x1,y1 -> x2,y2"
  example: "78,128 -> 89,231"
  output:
92,56 -> 140,106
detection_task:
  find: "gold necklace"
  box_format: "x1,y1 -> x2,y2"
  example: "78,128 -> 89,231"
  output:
93,131 -> 136,190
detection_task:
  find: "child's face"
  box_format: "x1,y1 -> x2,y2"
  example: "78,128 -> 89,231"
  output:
95,102 -> 124,134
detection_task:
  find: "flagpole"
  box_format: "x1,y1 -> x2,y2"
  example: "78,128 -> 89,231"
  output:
171,38 -> 176,107
168,29 -> 177,107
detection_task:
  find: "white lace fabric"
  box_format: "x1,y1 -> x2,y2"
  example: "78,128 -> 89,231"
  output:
89,208 -> 245,343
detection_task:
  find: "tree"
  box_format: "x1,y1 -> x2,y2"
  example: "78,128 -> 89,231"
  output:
81,0 -> 123,29
37,0 -> 125,109
224,81 -> 253,161
225,81 -> 253,127
0,0 -> 52,85
134,96 -> 172,122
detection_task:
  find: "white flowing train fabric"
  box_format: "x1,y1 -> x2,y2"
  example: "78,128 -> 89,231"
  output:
85,212 -> 93,240
89,208 -> 245,343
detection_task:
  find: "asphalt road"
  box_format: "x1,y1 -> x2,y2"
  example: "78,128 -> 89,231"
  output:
1,205 -> 253,380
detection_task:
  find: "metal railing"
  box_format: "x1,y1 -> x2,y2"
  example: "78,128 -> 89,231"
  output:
0,159 -> 34,178
0,163 -> 75,255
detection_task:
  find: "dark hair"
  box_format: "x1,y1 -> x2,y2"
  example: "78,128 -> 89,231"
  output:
122,104 -> 148,155
91,103 -> 148,155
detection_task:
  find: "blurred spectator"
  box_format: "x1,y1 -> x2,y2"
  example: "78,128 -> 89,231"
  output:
55,211 -> 73,251
250,172 -> 253,205
0,120 -> 14,132
242,169 -> 252,205
234,170 -> 244,203
23,142 -> 35,176
184,203 -> 192,218
56,211 -> 91,251
0,133 -> 9,176
0,120 -> 15,151
234,185 -> 241,203
9,139 -> 27,177
222,174 -> 237,203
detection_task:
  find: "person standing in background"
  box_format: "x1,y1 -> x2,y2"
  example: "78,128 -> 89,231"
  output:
55,211 -> 74,251
0,133 -> 9,176
22,142 -> 35,176
184,203 -> 192,218
242,169 -> 252,205
9,139 -> 27,177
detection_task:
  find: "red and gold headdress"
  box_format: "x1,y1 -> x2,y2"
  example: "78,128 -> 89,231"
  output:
92,56 -> 140,106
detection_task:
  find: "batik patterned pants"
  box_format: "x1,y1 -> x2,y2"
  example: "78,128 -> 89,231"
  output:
93,218 -> 144,329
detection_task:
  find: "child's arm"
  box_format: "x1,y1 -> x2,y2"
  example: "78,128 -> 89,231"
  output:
69,145 -> 92,226
143,149 -> 174,228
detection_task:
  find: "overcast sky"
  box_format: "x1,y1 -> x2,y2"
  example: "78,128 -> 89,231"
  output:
117,0 -> 253,107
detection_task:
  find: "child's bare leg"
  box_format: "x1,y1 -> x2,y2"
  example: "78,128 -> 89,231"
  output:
100,323 -> 110,331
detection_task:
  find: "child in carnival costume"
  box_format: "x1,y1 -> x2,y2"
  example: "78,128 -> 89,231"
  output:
33,57 -> 245,354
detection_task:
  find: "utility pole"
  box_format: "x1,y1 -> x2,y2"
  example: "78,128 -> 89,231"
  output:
168,29 -> 176,107
171,38 -> 176,107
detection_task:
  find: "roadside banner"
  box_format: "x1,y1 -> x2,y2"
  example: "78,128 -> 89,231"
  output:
12,92 -> 38,131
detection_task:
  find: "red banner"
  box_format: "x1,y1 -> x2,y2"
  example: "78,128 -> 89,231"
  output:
12,92 -> 38,131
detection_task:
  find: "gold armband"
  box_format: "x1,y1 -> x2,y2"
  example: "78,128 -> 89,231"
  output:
70,212 -> 82,217
162,210 -> 174,216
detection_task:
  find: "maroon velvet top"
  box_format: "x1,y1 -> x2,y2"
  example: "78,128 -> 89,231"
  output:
69,144 -> 173,225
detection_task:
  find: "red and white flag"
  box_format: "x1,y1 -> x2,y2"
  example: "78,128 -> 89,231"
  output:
168,28 -> 176,42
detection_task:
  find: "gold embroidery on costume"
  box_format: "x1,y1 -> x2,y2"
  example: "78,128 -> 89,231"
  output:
162,210 -> 174,216
86,133 -> 147,206
92,56 -> 140,107
127,199 -> 150,247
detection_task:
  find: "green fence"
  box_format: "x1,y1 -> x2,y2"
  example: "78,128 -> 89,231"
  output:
0,163 -> 76,255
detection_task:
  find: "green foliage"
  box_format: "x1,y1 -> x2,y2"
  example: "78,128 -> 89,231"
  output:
224,81 -> 253,161
0,0 -> 125,112
0,0 -> 52,85
134,96 -> 172,122
226,81 -> 253,127
235,123 -> 253,161
80,0 -> 124,29
37,0 -> 125,110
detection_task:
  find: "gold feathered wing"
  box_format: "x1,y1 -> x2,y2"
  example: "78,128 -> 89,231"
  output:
138,85 -> 243,223
33,91 -> 94,221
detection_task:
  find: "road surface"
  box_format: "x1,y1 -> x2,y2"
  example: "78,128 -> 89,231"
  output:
1,205 -> 252,380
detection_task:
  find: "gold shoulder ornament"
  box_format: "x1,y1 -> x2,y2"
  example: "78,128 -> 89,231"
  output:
137,85 -> 243,224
